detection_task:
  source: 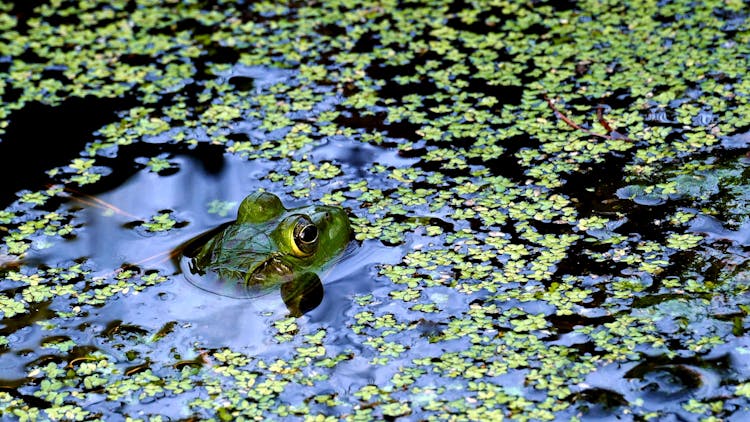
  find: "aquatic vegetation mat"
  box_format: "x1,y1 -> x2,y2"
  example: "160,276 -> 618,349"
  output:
2,0 -> 750,419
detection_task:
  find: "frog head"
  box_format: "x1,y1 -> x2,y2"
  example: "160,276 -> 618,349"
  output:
183,191 -> 352,305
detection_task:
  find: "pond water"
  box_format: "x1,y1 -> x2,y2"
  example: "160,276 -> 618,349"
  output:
1,139 -> 413,418
2,0 -> 750,420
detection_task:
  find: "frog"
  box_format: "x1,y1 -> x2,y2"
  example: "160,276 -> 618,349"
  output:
180,191 -> 352,315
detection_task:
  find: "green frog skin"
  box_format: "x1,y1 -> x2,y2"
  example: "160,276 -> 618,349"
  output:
186,191 -> 352,295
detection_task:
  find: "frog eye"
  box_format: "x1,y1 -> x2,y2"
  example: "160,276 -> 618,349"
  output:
237,191 -> 283,224
291,216 -> 319,257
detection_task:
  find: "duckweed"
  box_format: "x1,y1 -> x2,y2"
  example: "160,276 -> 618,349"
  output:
2,0 -> 750,420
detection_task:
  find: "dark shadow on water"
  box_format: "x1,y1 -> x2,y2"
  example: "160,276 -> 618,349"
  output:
280,272 -> 324,317
577,354 -> 724,419
0,96 -> 137,202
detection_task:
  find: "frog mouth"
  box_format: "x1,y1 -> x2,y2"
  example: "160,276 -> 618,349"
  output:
244,253 -> 294,287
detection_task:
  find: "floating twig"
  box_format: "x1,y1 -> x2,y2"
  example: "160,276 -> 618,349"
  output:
596,104 -> 614,133
60,185 -> 141,220
135,248 -> 182,267
545,96 -> 633,142
125,362 -> 150,376
67,356 -> 98,368
94,248 -> 181,281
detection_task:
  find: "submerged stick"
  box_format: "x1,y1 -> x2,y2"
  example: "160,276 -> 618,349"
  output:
596,104 -> 614,133
545,96 -> 633,142
60,185 -> 141,220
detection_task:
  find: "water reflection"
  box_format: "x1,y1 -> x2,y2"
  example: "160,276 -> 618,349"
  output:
579,356 -> 722,419
0,138 -> 411,380
625,362 -> 714,403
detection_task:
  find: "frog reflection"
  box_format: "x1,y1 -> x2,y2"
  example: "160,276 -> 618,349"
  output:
181,191 -> 352,316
